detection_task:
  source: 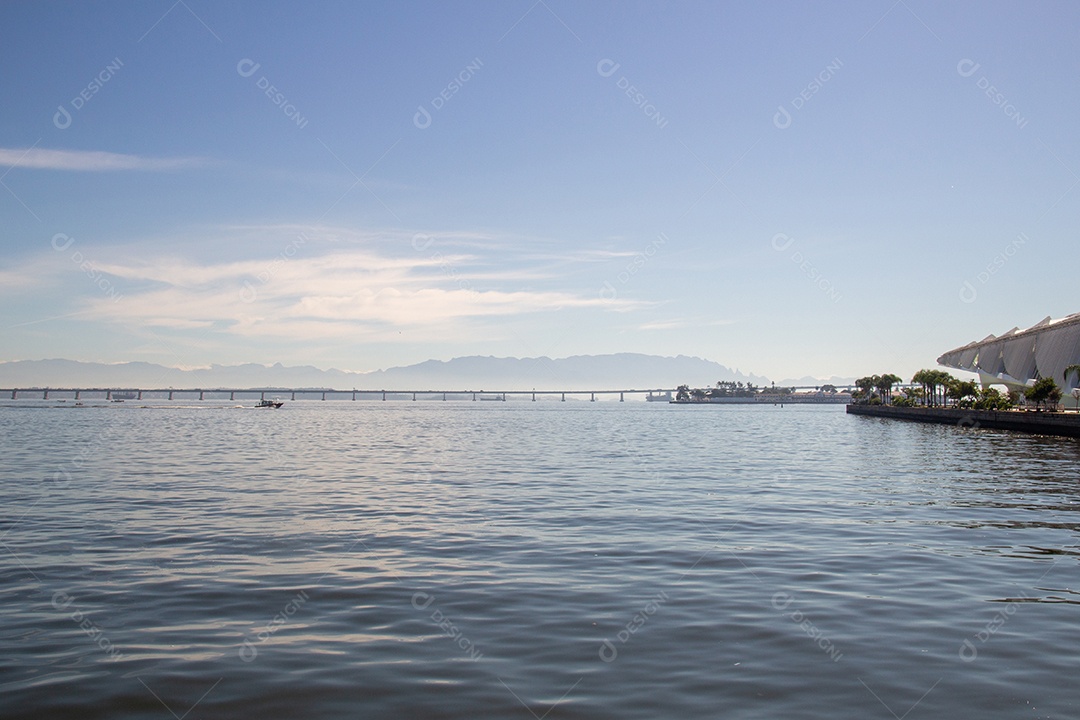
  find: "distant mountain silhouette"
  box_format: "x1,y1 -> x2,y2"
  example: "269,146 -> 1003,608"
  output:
0,354 -> 772,391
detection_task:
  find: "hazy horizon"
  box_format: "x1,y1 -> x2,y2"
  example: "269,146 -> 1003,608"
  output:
3,1 -> 1077,381
0,352 -> 865,391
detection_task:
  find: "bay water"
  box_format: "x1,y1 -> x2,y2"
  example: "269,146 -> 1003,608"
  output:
1,401 -> 1078,718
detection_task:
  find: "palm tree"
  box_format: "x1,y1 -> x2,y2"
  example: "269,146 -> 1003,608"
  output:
911,369 -> 935,406
910,369 -> 956,407
876,373 -> 903,405
933,370 -> 957,407
855,375 -> 880,404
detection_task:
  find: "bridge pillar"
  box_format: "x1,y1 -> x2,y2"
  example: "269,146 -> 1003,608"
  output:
44,390 -> 49,400
199,390 -> 204,400
532,392 -> 535,402
591,393 -> 595,402
561,393 -> 565,402
261,391 -> 265,401
291,391 -> 296,401
472,393 -> 476,401
322,391 -> 326,401
75,390 -> 80,400
443,393 -> 447,401
382,391 -> 386,401
352,391 -> 356,401
138,391 -> 143,400
230,391 -> 234,401
168,390 -> 173,400
620,392 -> 624,402
10,390 -> 15,400
412,392 -> 416,401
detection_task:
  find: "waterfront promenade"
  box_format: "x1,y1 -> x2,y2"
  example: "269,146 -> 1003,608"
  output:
846,404 -> 1080,438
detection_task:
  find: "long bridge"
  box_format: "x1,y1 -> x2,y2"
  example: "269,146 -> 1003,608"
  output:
0,386 -> 855,403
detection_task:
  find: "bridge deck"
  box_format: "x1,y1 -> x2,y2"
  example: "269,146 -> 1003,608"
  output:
1,386 -> 855,401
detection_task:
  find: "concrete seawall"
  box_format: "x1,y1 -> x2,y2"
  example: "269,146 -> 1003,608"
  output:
846,404 -> 1080,438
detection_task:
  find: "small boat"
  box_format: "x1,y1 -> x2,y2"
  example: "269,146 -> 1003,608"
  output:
256,399 -> 284,408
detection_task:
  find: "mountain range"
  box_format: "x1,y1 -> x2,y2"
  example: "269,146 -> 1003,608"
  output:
0,355 -> 852,391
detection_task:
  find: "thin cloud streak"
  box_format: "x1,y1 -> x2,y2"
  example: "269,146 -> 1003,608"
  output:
0,147 -> 208,171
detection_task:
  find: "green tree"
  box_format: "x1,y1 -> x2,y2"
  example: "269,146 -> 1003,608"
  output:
911,369 -> 935,406
894,386 -> 923,407
935,370 -> 959,407
876,373 -> 903,405
911,369 -> 958,407
948,380 -> 979,408
974,387 -> 1012,411
1024,377 -> 1062,411
855,375 -> 880,405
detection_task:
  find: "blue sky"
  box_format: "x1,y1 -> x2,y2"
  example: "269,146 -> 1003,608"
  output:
2,0 -> 1078,381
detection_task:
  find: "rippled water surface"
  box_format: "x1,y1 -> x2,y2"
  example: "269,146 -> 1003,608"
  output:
2,400 -> 1079,719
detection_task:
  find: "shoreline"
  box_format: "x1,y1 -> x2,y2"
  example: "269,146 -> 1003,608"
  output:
670,396 -> 851,405
846,404 -> 1080,438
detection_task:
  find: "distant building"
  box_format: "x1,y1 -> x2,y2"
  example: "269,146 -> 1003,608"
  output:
938,312 -> 1080,391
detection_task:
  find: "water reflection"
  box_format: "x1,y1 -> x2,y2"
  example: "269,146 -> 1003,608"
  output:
2,403 -> 1080,718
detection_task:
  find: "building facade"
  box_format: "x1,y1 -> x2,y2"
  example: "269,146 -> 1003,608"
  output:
937,312 -> 1080,390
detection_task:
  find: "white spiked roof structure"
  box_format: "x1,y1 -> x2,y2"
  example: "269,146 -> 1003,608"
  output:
938,312 -> 1080,389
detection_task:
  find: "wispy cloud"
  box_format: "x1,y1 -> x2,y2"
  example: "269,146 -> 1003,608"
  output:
638,318 -> 735,331
53,223 -> 652,342
6,223 -> 658,348
0,147 -> 208,171
526,248 -> 643,262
